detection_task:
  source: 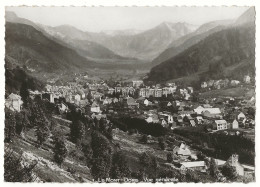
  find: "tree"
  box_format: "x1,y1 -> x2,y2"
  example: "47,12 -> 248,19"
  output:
35,112 -> 50,146
167,152 -> 173,163
15,112 -> 26,135
220,164 -> 238,181
158,136 -> 167,150
110,151 -> 131,179
139,152 -> 151,170
150,156 -> 159,180
20,80 -> 29,107
36,123 -> 50,146
99,117 -> 107,134
209,158 -> 219,179
140,134 -> 148,143
82,142 -> 93,166
5,108 -> 16,142
91,131 -> 112,180
138,152 -> 151,181
53,137 -> 67,166
70,120 -> 85,143
158,139 -> 167,150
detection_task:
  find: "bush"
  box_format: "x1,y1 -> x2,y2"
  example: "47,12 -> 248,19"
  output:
220,164 -> 238,181
167,152 -> 173,163
4,150 -> 37,182
114,117 -> 167,137
53,137 -> 67,166
140,135 -> 148,143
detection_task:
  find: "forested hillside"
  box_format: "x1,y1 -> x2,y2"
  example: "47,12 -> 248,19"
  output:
146,23 -> 255,83
5,22 -> 97,74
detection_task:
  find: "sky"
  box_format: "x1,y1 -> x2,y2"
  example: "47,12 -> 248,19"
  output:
6,6 -> 249,32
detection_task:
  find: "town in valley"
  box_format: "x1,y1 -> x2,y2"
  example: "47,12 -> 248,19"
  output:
4,6 -> 256,183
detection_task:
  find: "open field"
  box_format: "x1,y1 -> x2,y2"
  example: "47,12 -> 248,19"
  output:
199,86 -> 255,99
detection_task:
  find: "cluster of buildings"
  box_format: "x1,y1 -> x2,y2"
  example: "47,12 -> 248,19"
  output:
138,83 -> 193,100
166,151 -> 254,179
201,75 -> 251,90
5,77 -> 255,134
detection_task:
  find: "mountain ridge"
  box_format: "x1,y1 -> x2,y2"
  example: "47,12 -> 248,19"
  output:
146,23 -> 255,84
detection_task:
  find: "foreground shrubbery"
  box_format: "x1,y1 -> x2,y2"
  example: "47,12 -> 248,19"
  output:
111,117 -> 167,137
4,150 -> 37,182
173,128 -> 255,165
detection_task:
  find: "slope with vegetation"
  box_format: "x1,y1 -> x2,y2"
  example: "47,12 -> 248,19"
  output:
146,23 -> 255,84
5,22 -> 97,74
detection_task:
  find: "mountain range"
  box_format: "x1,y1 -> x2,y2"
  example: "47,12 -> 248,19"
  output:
5,12 -> 135,64
40,21 -> 198,61
5,7 -> 255,86
145,7 -> 255,85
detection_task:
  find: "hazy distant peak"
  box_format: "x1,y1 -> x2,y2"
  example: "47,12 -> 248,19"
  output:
54,24 -> 82,31
195,19 -> 233,34
156,21 -> 198,32
5,11 -> 18,21
235,7 -> 255,25
100,29 -> 143,36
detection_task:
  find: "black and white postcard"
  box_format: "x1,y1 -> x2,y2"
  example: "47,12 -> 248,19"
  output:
2,1 -> 258,184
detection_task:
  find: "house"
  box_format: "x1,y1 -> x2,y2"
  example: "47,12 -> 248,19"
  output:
174,100 -> 181,107
113,97 -> 119,103
146,114 -> 159,123
216,155 -> 254,178
184,93 -> 191,100
237,112 -> 246,121
213,120 -> 228,131
187,87 -> 193,94
166,82 -> 175,87
103,98 -> 112,105
132,80 -> 143,88
232,119 -> 239,129
91,113 -> 107,120
170,121 -> 177,129
177,115 -> 183,123
201,82 -> 207,88
144,99 -> 149,106
78,99 -> 88,108
107,88 -> 115,95
5,93 -> 23,112
224,154 -> 245,176
200,108 -> 222,118
29,90 -> 42,99
93,92 -> 103,101
167,102 -> 172,107
196,116 -> 204,124
83,74 -> 89,79
243,75 -> 251,84
45,84 -> 52,92
160,118 -> 168,127
58,102 -> 68,113
180,161 -> 207,172
203,104 -> 212,108
190,119 -> 196,127
42,93 -> 55,103
154,89 -> 163,97
91,102 -> 100,113
167,115 -> 174,124
194,106 -> 205,114
65,95 -> 73,103
124,97 -> 139,108
139,88 -> 146,97
230,80 -> 240,86
178,111 -> 194,118
173,142 -> 192,157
